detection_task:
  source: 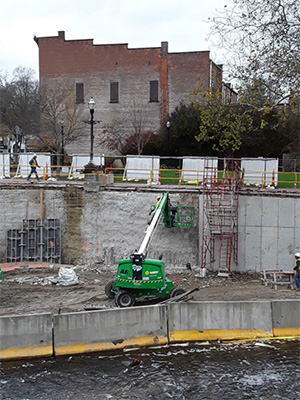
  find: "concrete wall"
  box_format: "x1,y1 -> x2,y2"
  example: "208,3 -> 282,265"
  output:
0,186 -> 299,272
271,300 -> 300,337
0,187 -> 199,270
53,305 -> 168,356
0,313 -> 53,360
1,300 -> 299,360
168,301 -> 273,342
237,194 -> 300,272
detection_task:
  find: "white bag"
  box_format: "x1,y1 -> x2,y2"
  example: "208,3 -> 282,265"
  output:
58,267 -> 79,286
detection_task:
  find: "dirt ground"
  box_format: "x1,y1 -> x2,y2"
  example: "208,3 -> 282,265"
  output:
0,263 -> 299,316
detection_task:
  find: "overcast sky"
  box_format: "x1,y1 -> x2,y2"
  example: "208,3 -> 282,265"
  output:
0,0 -> 232,79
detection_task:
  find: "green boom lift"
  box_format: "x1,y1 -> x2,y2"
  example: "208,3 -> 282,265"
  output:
105,192 -> 194,307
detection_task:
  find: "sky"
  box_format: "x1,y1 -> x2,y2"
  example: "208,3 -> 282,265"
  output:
0,0 -> 232,79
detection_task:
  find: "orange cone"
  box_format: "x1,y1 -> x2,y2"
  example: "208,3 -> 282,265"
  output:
45,163 -> 49,180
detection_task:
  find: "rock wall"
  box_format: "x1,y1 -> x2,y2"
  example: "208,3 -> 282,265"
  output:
0,185 -> 299,272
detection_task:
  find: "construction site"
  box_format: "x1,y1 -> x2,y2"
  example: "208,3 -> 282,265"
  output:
0,156 -> 299,317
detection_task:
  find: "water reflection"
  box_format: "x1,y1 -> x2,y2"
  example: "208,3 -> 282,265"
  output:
1,340 -> 299,400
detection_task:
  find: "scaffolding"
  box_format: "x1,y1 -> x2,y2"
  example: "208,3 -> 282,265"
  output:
201,160 -> 239,276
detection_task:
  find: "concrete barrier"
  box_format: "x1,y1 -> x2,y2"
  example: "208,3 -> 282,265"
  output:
0,313 -> 53,360
53,305 -> 168,356
271,299 -> 300,337
168,301 -> 273,342
1,300 -> 299,361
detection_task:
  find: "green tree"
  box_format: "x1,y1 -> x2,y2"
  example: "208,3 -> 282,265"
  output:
192,90 -> 253,157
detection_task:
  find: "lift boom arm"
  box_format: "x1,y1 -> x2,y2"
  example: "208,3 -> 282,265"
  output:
137,192 -> 169,257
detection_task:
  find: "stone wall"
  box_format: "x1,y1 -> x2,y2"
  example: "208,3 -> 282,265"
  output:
1,185 -> 299,272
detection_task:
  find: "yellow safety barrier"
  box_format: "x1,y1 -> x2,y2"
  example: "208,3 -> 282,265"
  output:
1,164 -> 300,189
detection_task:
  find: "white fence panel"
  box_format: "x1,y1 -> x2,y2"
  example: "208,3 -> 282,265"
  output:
241,158 -> 278,186
123,156 -> 160,183
181,157 -> 218,182
0,154 -> 10,179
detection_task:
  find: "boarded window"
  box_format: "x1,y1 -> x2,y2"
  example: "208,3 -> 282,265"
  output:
76,83 -> 84,103
110,81 -> 119,103
150,80 -> 159,102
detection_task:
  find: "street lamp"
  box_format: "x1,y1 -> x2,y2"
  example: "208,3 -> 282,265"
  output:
88,97 -> 95,166
60,120 -> 64,167
166,120 -> 171,155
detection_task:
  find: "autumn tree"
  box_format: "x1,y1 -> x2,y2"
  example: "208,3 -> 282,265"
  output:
192,90 -> 253,156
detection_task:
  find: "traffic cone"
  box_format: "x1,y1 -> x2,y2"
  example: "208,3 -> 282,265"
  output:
45,163 -> 49,180
213,168 -> 216,185
272,169 -> 275,187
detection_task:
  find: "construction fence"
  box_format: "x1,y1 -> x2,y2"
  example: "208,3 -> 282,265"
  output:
0,154 -> 300,189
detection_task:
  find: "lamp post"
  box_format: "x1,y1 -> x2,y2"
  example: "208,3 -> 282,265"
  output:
166,120 -> 171,156
60,120 -> 64,167
88,97 -> 95,166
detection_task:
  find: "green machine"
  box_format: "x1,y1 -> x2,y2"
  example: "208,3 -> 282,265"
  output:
105,192 -> 194,307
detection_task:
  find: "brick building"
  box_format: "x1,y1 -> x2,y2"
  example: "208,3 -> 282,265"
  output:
34,31 -> 229,155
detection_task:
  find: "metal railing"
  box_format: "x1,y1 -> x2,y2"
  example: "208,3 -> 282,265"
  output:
1,165 -> 299,190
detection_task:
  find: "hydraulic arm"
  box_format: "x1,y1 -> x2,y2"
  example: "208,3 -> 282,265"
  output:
138,192 -> 169,257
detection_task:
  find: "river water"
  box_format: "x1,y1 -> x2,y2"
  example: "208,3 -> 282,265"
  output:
1,339 -> 299,400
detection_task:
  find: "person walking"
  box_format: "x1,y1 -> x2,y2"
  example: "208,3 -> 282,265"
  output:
27,154 -> 41,181
293,252 -> 300,291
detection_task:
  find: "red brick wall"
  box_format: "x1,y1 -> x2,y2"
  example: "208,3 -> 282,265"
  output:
36,31 -> 221,155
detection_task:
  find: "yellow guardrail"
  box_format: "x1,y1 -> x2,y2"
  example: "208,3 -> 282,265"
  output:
0,165 -> 299,190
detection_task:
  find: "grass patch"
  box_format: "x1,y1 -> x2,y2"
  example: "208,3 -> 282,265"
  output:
277,172 -> 300,188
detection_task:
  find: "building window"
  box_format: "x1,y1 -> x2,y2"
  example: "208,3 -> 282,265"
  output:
110,81 -> 119,103
150,80 -> 159,102
76,83 -> 84,103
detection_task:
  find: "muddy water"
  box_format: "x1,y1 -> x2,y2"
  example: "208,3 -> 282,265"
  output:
1,340 -> 299,400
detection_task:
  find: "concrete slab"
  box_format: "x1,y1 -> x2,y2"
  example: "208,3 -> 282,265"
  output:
245,197 -> 262,226
262,197 -> 278,227
0,313 -> 53,360
53,305 -> 168,356
279,199 -> 295,227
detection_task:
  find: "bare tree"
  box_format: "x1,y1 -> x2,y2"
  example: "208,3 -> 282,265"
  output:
97,121 -> 127,154
0,67 -> 39,157
39,84 -> 84,163
208,0 -> 300,105
126,100 -> 152,155
97,101 -> 153,155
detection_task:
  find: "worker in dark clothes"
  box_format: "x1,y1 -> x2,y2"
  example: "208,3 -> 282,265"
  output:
293,252 -> 300,290
27,154 -> 41,181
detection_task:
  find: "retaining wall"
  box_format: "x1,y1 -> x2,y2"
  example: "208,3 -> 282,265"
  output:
0,186 -> 299,271
1,300 -> 299,361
